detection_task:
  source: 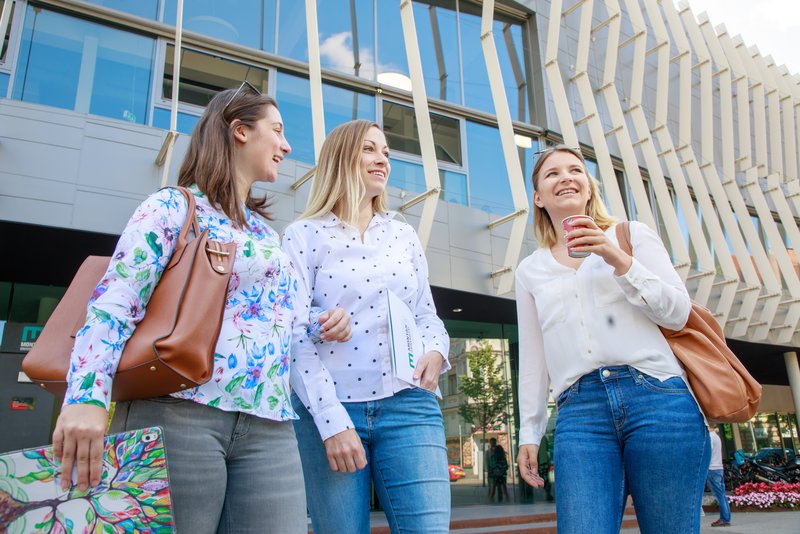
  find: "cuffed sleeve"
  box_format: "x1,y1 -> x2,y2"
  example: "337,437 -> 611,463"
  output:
283,223 -> 355,440
515,265 -> 551,447
614,221 -> 691,331
64,188 -> 187,410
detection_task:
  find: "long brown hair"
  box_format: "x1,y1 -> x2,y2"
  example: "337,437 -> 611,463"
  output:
178,87 -> 279,227
531,145 -> 616,248
300,120 -> 389,226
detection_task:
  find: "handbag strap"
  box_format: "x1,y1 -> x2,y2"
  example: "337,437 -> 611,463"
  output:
615,221 -> 633,256
166,186 -> 202,269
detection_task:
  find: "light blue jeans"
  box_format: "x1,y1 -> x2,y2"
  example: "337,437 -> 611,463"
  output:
110,396 -> 307,534
553,366 -> 710,534
706,469 -> 731,523
292,388 -> 451,534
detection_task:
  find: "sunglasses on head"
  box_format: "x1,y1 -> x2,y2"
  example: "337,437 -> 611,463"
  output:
223,80 -> 261,111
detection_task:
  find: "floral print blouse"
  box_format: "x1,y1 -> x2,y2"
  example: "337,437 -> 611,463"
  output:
64,186 -> 299,421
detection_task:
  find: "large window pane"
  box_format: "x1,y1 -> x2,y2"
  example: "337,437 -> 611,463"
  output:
466,121 -> 513,215
2,0 -> 14,62
494,20 -> 528,122
83,0 -> 159,20
376,1 -> 408,84
0,72 -> 8,98
323,83 -> 376,130
276,72 -> 375,165
317,0 -> 375,79
459,9 -> 492,115
164,0 -> 276,52
152,107 -> 200,134
388,159 -> 467,207
162,45 -> 269,108
383,101 -> 462,165
277,0 -> 307,61
13,7 -> 154,124
412,1 -> 461,104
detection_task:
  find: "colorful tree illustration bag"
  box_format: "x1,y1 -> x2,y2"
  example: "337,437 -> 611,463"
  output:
0,427 -> 173,533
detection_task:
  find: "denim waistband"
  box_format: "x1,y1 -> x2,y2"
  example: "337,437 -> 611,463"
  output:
577,365 -> 640,384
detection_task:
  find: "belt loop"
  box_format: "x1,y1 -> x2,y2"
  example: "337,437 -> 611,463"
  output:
629,366 -> 642,384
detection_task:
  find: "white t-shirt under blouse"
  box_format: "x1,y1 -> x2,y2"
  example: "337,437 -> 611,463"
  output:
283,212 -> 450,440
515,221 -> 691,447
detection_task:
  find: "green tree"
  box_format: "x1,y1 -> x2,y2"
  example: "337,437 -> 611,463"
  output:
458,341 -> 511,486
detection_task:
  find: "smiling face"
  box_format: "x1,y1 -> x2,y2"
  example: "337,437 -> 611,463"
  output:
360,126 -> 391,201
533,150 -> 592,219
235,104 -> 292,188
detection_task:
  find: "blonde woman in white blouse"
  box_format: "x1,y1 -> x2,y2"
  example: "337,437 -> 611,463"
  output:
515,146 -> 710,534
282,120 -> 451,534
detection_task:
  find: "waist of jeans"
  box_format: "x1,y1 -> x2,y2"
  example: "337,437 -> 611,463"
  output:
576,365 -> 639,385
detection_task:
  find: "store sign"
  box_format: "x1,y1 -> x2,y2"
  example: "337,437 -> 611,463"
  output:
0,322 -> 43,353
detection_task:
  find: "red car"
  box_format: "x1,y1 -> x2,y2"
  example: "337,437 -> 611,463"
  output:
448,464 -> 465,482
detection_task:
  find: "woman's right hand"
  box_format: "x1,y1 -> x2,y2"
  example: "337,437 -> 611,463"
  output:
517,444 -> 545,487
323,428 -> 367,473
52,404 -> 109,491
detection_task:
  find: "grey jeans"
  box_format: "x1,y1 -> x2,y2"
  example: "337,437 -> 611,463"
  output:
110,396 -> 307,534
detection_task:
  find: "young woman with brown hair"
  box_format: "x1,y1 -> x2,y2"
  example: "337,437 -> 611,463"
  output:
52,84 -> 350,533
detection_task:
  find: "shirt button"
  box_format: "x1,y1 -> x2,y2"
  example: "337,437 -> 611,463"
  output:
602,369 -> 610,377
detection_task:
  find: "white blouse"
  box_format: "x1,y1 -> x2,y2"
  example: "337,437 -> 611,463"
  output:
515,221 -> 691,447
283,212 -> 450,440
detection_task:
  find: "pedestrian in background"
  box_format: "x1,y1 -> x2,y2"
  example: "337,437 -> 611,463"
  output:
52,85 -> 351,533
707,425 -> 732,527
283,119 -> 451,534
515,145 -> 710,533
487,438 -> 510,502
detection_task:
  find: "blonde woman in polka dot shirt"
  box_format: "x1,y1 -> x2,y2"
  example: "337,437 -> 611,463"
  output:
282,120 -> 451,534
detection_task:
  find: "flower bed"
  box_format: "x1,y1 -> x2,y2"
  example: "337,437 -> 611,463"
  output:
727,482 -> 800,510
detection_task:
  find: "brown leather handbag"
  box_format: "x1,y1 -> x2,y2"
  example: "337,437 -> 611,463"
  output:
22,187 -> 237,401
616,222 -> 761,422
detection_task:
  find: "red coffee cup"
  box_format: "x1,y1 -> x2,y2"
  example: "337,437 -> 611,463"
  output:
561,215 -> 593,258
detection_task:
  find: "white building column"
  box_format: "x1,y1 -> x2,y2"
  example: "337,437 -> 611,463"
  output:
785,351 -> 800,420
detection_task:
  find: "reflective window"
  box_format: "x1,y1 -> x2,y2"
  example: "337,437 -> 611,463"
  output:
83,0 -> 159,20
163,0 -> 276,52
466,121 -> 513,215
412,1 -> 461,103
0,72 -> 8,98
276,72 -> 376,165
13,7 -> 154,124
162,45 -> 269,109
317,0 -> 375,79
459,9 -> 493,116
2,0 -> 14,62
277,0 -> 307,61
152,107 -> 200,135
383,100 -> 462,165
388,158 -> 467,208
323,82 -> 376,130
376,0 -> 409,85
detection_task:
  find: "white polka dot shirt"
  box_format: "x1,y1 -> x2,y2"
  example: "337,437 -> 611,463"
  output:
282,212 -> 450,440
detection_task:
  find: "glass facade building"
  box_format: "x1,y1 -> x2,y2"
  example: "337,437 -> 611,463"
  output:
1,0 -> 800,508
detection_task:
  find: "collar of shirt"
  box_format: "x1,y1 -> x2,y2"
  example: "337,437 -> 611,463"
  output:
319,211 -> 398,229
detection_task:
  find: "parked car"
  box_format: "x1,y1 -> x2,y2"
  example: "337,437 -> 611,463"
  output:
448,464 -> 465,482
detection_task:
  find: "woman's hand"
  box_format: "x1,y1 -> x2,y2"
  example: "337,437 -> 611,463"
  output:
323,428 -> 367,472
319,307 -> 352,342
52,404 -> 109,491
517,444 -> 545,487
414,351 -> 444,392
565,218 -> 632,275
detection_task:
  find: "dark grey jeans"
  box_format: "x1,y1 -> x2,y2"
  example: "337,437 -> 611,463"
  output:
110,396 -> 307,533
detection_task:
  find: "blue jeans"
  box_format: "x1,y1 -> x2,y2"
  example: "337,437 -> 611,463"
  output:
706,469 -> 731,522
553,366 -> 710,534
110,396 -> 307,534
292,388 -> 451,534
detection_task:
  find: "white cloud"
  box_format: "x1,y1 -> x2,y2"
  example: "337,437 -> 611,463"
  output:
319,32 -> 378,79
683,0 -> 800,75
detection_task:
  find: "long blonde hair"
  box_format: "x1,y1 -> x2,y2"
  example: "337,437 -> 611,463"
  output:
300,120 -> 389,226
531,145 -> 616,248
